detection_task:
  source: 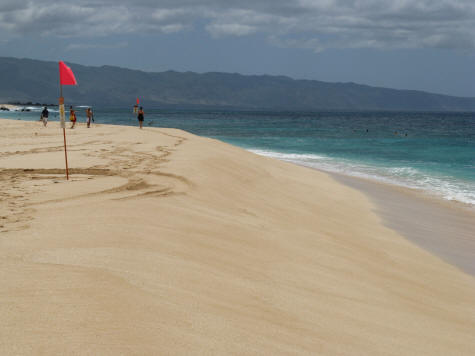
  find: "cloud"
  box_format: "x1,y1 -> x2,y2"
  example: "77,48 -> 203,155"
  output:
66,41 -> 129,51
206,23 -> 257,37
0,0 -> 474,51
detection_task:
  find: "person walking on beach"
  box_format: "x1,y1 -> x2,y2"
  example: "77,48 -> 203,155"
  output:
86,107 -> 93,128
137,106 -> 144,129
41,106 -> 49,127
69,106 -> 77,129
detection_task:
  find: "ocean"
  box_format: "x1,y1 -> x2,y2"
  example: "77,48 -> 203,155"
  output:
2,106 -> 474,206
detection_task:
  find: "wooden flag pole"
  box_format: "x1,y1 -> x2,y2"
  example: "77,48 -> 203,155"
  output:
58,60 -> 77,181
63,123 -> 69,180
59,85 -> 69,180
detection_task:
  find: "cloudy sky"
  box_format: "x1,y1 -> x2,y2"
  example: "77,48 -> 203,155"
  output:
1,0 -> 474,96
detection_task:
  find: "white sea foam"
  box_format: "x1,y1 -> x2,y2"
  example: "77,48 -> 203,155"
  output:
249,149 -> 328,161
11,106 -> 42,112
11,106 -> 59,113
249,149 -> 475,206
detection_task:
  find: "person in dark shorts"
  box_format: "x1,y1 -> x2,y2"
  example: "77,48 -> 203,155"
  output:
41,106 -> 49,127
137,106 -> 144,129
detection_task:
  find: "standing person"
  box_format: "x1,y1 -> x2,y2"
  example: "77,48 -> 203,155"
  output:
41,106 -> 49,127
69,106 -> 77,129
137,106 -> 144,129
86,107 -> 93,128
133,104 -> 138,114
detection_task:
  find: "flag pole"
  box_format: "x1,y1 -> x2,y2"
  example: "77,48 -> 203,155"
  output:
58,60 -> 77,180
59,83 -> 69,180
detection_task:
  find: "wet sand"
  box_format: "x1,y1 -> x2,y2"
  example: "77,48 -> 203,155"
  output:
333,173 -> 475,276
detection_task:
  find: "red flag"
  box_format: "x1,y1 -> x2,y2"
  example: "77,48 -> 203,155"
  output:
59,61 -> 77,85
136,97 -> 140,105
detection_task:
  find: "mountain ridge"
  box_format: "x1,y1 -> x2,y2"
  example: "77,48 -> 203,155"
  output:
1,56 -> 474,111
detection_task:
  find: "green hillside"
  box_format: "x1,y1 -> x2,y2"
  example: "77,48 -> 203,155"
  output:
1,56 -> 474,111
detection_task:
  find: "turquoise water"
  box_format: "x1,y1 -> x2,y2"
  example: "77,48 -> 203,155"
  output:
3,107 -> 474,205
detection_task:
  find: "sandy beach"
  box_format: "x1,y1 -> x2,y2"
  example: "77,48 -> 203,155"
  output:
1,118 -> 474,355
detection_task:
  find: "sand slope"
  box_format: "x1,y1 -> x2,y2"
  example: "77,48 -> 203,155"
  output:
1,119 -> 474,355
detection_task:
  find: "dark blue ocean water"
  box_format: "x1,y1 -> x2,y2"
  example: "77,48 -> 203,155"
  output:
3,106 -> 475,205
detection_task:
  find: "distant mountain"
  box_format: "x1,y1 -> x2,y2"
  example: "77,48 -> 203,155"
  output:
1,56 -> 475,111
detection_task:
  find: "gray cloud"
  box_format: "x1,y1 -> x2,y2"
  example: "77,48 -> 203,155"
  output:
66,41 -> 129,50
0,0 -> 474,50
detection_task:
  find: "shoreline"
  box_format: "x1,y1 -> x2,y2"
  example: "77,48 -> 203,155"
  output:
1,118 -> 475,354
248,149 -> 475,209
248,149 -> 475,277
330,171 -> 475,277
